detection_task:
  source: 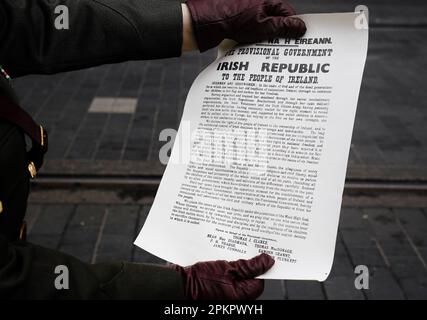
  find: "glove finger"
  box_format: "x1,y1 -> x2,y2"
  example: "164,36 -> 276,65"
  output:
267,0 -> 296,17
282,16 -> 307,38
237,279 -> 265,300
258,16 -> 306,40
230,253 -> 275,279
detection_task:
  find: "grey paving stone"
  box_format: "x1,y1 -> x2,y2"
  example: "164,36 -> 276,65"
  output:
364,267 -> 406,300
419,248 -> 427,266
58,204 -> 105,263
285,280 -> 325,300
28,204 -> 74,250
294,0 -> 427,25
399,276 -> 427,300
118,61 -> 146,97
25,204 -> 43,235
323,276 -> 366,300
394,208 -> 427,250
66,113 -> 109,159
384,254 -> 426,279
95,114 -> 133,160
339,207 -> 365,229
340,208 -> 377,248
328,240 -> 356,278
346,247 -> 386,269
94,205 -> 139,263
363,208 -> 408,245
258,280 -> 285,300
341,228 -> 377,248
36,70 -> 87,130
362,208 -> 427,298
96,62 -> 129,97
17,73 -> 66,116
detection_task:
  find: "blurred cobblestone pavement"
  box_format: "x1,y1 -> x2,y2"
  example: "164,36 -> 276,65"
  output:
12,1 -> 427,299
26,190 -> 427,300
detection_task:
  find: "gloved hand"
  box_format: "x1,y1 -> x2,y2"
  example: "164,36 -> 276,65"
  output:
186,0 -> 306,52
172,253 -> 275,300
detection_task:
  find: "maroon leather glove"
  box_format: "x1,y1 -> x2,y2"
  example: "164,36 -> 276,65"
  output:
186,0 -> 306,52
172,253 -> 275,300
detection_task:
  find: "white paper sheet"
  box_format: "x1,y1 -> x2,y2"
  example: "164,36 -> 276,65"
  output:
135,13 -> 369,281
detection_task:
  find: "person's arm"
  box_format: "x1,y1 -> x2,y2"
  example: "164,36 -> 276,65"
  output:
0,233 -> 274,300
182,4 -> 198,52
0,0 -> 184,77
0,0 -> 305,77
0,235 -> 186,299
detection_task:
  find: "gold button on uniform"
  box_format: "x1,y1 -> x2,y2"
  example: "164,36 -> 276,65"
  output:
28,161 -> 37,178
0,201 -> 3,214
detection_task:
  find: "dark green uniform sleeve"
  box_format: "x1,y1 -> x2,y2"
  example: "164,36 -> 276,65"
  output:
0,0 -> 183,77
0,235 -> 186,299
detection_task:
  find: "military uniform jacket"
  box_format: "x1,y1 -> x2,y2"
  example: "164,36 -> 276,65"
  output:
0,0 -> 185,299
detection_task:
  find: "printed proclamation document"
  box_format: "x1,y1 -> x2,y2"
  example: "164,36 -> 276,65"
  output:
135,13 -> 369,280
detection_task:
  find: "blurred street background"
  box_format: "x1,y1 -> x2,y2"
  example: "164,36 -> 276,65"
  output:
12,1 -> 427,299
